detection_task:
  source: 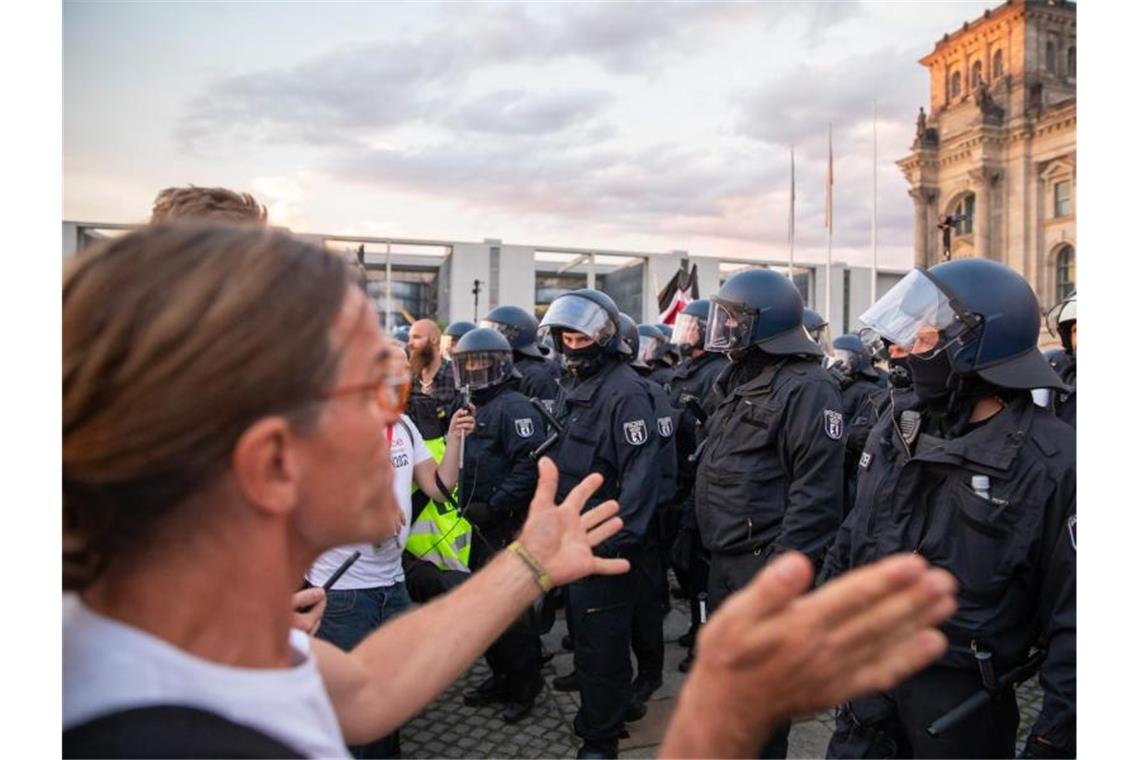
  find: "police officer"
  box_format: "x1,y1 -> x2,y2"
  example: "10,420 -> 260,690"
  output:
620,314 -> 678,708
663,299 -> 728,671
539,289 -> 662,759
637,323 -> 675,387
830,334 -> 884,421
440,319 -> 476,362
694,268 -> 846,759
803,307 -> 833,362
1045,292 -> 1076,427
481,304 -> 561,408
449,328 -> 546,723
822,259 -> 1075,759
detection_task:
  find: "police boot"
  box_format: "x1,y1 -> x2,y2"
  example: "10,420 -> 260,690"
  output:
499,698 -> 535,724
677,651 -> 695,673
552,669 -> 579,692
462,674 -> 508,707
624,698 -> 648,722
576,740 -> 618,759
632,673 -> 662,704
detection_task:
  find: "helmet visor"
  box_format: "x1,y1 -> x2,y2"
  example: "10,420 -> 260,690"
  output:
831,348 -> 859,373
672,313 -> 704,353
538,294 -> 616,349
637,335 -> 663,365
451,350 -> 513,391
439,334 -> 457,361
859,269 -> 963,355
480,318 -> 521,347
705,297 -> 756,352
808,323 -> 833,357
1045,293 -> 1077,337
858,327 -> 887,362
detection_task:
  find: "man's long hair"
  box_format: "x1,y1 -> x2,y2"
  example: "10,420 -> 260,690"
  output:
63,224 -> 351,589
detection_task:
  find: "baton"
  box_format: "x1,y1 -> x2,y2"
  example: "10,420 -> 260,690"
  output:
926,649 -> 1045,737
528,396 -> 565,462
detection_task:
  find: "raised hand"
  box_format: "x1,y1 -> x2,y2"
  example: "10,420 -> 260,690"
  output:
662,552 -> 957,758
515,458 -> 630,586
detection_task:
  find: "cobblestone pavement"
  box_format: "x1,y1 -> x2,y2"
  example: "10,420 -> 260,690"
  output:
402,580 -> 1046,759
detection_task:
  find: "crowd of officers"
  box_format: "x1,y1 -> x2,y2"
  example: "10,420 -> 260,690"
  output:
396,259 -> 1077,760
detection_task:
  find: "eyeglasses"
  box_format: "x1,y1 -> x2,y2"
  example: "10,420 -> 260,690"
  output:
320,372 -> 411,414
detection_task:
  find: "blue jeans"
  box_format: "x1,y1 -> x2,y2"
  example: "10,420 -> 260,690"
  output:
316,582 -> 412,758
316,582 -> 412,652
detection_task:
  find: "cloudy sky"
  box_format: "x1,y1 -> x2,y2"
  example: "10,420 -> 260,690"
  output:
64,1 -> 994,271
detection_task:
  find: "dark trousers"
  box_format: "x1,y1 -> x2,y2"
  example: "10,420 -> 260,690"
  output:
486,616 -> 544,702
684,541 -> 710,644
630,544 -> 666,683
827,666 -> 1020,758
708,552 -> 791,759
569,569 -> 637,746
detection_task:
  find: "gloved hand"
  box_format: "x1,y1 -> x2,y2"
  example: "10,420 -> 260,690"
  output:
464,500 -> 499,528
1020,736 -> 1073,759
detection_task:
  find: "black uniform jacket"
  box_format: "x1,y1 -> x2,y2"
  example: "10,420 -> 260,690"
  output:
822,393 -> 1076,751
515,354 -> 561,408
461,383 -> 541,542
552,359 -> 662,558
694,355 -> 845,565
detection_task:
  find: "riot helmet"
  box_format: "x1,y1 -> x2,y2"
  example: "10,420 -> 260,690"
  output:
441,320 -> 477,361
803,308 -> 832,352
672,299 -> 710,356
1046,291 -> 1077,356
831,333 -> 876,379
450,328 -> 514,391
618,314 -> 643,367
860,259 -> 1068,392
637,323 -> 668,367
480,304 -> 544,359
706,268 -> 821,357
538,288 -> 626,355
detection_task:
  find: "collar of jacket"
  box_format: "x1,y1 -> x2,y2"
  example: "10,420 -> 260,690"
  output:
721,356 -> 790,400
673,351 -> 721,380
563,358 -> 622,405
901,395 -> 1038,473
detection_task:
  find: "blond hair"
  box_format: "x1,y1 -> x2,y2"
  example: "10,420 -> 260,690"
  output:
150,186 -> 267,225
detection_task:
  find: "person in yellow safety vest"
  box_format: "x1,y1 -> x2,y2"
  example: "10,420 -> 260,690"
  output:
405,430 -> 473,575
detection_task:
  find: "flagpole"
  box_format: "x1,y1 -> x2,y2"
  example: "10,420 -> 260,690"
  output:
788,143 -> 796,279
825,123 -> 833,323
871,100 -> 879,305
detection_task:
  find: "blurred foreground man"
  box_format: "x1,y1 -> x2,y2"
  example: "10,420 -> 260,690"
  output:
63,224 -> 960,759
823,260 -> 1076,759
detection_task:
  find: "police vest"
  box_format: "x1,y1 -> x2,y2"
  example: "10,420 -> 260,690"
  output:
404,433 -> 472,573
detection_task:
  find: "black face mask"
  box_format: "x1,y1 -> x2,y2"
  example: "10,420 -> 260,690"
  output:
887,356 -> 912,389
562,343 -> 606,379
907,349 -> 955,404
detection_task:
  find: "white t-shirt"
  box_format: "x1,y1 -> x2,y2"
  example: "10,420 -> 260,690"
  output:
308,415 -> 434,590
62,594 -> 348,758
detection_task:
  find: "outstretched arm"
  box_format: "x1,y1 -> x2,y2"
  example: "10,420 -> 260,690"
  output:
317,458 -> 629,744
661,552 -> 957,758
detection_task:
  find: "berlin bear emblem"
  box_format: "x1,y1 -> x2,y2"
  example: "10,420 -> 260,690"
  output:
623,419 -> 648,446
657,417 -> 673,437
514,418 -> 535,438
824,410 -> 844,441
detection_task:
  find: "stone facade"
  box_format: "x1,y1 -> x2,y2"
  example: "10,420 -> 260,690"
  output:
898,0 -> 1076,313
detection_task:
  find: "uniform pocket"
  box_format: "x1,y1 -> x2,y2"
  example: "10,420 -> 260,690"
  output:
557,428 -> 599,481
699,459 -> 787,552
919,480 -> 1025,598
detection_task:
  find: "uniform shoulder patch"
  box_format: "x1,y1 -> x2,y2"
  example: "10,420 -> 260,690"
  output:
514,418 -> 535,438
859,451 -> 872,469
824,409 -> 844,441
657,416 -> 674,437
1067,514 -> 1076,551
623,419 -> 649,446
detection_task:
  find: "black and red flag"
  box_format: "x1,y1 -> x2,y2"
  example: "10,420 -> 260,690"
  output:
657,261 -> 699,325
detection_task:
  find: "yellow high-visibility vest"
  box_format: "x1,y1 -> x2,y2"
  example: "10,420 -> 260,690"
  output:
406,435 -> 472,572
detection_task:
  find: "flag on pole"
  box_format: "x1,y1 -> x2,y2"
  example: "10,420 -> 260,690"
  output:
657,262 -> 700,324
824,123 -> 834,323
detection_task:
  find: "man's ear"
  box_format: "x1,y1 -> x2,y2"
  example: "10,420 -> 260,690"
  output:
231,416 -> 301,518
